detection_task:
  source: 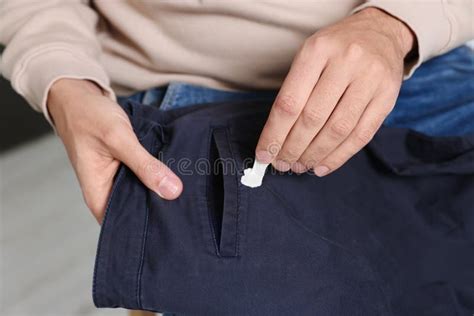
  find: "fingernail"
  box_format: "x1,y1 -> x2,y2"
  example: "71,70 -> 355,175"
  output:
291,162 -> 307,174
256,150 -> 273,164
274,160 -> 291,172
314,166 -> 330,177
157,176 -> 180,199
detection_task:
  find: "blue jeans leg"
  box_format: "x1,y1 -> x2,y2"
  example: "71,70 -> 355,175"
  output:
385,45 -> 474,136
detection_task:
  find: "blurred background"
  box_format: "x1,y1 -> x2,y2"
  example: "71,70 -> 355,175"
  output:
0,45 -> 126,315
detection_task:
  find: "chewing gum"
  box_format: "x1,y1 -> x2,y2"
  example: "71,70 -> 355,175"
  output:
240,160 -> 269,188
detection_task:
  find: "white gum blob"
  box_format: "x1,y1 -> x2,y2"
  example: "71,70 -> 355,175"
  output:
240,160 -> 269,188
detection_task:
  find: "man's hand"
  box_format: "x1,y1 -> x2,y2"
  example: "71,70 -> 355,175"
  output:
256,8 -> 414,175
48,79 -> 182,223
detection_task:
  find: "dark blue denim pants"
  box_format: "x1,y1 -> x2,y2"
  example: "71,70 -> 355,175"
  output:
96,46 -> 474,315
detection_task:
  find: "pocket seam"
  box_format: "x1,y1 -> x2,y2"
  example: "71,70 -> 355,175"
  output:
92,164 -> 127,306
205,127 -> 241,258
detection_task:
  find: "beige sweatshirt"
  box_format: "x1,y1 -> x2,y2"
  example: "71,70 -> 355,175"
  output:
0,1 -> 472,125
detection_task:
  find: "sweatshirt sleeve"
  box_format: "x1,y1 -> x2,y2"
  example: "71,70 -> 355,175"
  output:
352,0 -> 474,78
0,0 -> 116,126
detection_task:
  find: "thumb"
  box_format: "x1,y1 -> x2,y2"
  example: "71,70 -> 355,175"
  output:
109,130 -> 183,200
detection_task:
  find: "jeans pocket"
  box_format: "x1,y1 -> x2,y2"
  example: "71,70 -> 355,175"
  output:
205,127 -> 241,257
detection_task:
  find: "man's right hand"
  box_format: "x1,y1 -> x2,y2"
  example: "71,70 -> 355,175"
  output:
48,79 -> 182,223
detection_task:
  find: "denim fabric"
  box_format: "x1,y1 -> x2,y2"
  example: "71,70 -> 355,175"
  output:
96,46 -> 474,315
118,45 -> 474,137
385,45 -> 474,136
121,82 -> 276,111
93,98 -> 474,315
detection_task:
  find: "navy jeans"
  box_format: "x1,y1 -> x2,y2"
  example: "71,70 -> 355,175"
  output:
95,46 -> 474,315
94,100 -> 474,315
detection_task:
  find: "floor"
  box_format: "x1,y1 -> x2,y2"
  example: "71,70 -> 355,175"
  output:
1,134 -> 128,316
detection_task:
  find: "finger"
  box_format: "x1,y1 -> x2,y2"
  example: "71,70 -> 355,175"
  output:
313,92 -> 396,176
276,62 -> 352,171
298,77 -> 377,171
107,128 -> 183,200
255,42 -> 327,164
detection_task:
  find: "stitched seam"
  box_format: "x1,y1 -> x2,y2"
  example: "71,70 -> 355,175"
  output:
206,128 -> 221,256
439,0 -> 455,53
206,127 -> 240,258
92,165 -> 126,305
13,45 -> 105,104
223,127 -> 241,257
135,194 -> 149,309
135,137 -> 156,308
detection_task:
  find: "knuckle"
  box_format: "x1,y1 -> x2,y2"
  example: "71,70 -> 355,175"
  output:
259,138 -> 282,157
314,35 -> 331,47
322,156 -> 340,170
280,146 -> 301,162
346,42 -> 364,60
355,117 -> 384,145
139,159 -> 161,178
102,125 -> 123,148
303,36 -> 323,51
300,146 -> 326,167
369,60 -> 386,74
274,95 -> 299,117
299,154 -> 315,168
305,156 -> 320,169
345,101 -> 365,117
300,35 -> 327,59
354,128 -> 375,145
301,107 -> 324,128
329,118 -> 353,138
302,37 -> 316,51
